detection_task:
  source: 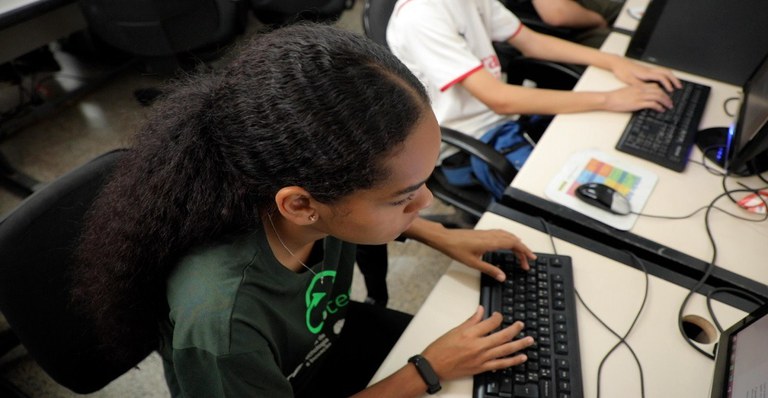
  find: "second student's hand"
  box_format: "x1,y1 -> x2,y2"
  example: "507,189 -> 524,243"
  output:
604,83 -> 674,113
608,55 -> 682,92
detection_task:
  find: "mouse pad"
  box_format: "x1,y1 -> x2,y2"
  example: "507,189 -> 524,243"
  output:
545,149 -> 657,230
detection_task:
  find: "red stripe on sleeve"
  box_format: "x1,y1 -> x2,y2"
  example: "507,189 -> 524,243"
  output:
509,23 -> 524,39
440,65 -> 484,92
394,0 -> 415,16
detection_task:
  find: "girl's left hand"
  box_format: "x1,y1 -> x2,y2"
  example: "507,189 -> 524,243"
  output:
610,56 -> 682,92
431,227 -> 536,282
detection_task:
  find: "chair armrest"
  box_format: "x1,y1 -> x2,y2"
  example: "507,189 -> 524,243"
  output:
505,55 -> 581,90
508,55 -> 581,81
440,126 -> 517,184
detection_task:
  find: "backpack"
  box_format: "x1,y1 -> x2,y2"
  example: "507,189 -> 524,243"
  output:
471,120 -> 533,200
441,116 -> 552,200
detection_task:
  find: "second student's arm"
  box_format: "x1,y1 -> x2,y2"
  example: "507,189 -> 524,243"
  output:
460,25 -> 680,115
461,68 -> 672,115
531,0 -> 608,29
508,26 -> 681,91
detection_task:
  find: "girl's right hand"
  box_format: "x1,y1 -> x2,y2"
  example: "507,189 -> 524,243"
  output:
420,306 -> 535,381
604,83 -> 673,113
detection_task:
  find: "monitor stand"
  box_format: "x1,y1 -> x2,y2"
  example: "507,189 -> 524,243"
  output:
696,127 -> 768,176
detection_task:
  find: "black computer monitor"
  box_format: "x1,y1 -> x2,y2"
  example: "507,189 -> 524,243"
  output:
696,53 -> 768,176
626,0 -> 768,86
710,304 -> 768,398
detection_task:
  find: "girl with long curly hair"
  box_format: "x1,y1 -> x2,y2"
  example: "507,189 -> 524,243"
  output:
73,23 -> 535,397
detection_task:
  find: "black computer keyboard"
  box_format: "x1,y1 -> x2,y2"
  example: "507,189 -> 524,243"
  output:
474,251 -> 582,398
615,79 -> 711,172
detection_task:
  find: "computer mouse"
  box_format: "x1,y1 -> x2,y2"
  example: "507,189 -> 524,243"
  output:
627,6 -> 645,20
575,183 -> 632,215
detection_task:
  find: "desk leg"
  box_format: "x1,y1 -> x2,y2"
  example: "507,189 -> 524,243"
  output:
0,152 -> 40,197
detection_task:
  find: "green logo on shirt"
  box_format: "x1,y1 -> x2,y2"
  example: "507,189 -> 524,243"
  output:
305,270 -> 349,334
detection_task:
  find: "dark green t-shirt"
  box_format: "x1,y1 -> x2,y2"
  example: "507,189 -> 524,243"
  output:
158,226 -> 356,397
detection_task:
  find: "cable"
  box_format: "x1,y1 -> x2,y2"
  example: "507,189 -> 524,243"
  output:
706,288 -> 766,332
721,174 -> 740,205
539,178 -> 766,381
694,146 -> 729,176
632,158 -> 768,222
633,202 -> 766,223
722,96 -> 740,118
539,218 -> 648,398
631,177 -> 765,358
672,188 -> 764,360
631,174 -> 765,354
589,251 -> 648,398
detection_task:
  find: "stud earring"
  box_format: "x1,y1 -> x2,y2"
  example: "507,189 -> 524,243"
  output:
308,214 -> 317,222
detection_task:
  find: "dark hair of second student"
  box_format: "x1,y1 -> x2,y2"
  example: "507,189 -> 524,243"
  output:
71,23 -> 430,367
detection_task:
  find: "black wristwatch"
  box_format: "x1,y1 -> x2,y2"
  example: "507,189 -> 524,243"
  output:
408,354 -> 442,394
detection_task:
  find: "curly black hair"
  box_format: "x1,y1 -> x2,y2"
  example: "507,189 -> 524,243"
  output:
71,23 -> 430,365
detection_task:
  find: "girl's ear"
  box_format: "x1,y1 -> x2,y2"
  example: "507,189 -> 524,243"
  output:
274,186 -> 319,225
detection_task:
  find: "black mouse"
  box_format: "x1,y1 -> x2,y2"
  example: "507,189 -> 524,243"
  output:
575,182 -> 632,215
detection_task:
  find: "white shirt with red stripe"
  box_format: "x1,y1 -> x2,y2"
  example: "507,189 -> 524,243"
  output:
387,0 -> 522,139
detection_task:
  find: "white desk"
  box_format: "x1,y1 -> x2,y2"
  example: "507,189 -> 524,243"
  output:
507,32 -> 768,289
0,0 -> 85,65
371,210 -> 748,397
612,0 -> 647,34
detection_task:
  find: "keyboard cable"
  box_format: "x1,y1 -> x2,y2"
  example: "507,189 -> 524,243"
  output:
539,218 -> 649,398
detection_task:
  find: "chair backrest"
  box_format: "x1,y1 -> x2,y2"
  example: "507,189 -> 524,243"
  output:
250,0 -> 352,25
79,0 -> 247,58
362,0 -> 397,48
0,149 -> 149,394
505,55 -> 580,90
427,126 -> 519,225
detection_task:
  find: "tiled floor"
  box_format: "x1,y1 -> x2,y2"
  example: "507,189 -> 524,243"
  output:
0,3 -> 461,397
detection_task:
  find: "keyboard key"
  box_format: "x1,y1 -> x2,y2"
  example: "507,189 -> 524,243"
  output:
540,379 -> 554,398
514,383 -> 539,397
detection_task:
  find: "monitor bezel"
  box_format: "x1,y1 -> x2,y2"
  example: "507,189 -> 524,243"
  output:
710,303 -> 768,398
624,0 -> 667,62
625,0 -> 768,86
727,52 -> 768,175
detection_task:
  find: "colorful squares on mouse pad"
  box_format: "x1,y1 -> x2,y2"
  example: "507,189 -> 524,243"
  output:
567,158 -> 641,199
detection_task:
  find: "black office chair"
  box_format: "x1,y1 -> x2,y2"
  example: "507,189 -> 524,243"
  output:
433,127 -> 520,224
362,0 -> 395,48
250,0 -> 355,26
79,0 -> 249,71
362,0 -> 579,226
0,149 -> 151,397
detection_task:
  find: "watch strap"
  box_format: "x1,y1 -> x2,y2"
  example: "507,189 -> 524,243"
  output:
408,354 -> 442,394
